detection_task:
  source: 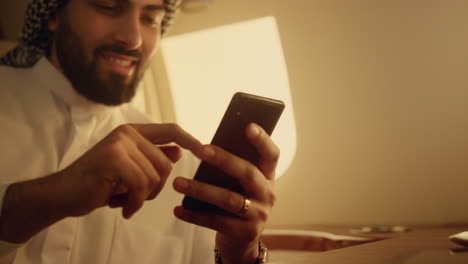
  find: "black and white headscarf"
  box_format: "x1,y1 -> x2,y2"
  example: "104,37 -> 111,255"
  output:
0,0 -> 182,68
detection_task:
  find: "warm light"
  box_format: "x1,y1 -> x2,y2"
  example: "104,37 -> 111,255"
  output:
160,16 -> 296,179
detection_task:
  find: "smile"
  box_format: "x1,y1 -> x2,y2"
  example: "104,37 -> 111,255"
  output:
108,56 -> 133,67
100,52 -> 139,76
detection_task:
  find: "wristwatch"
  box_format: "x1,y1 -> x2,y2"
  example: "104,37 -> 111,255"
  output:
214,240 -> 268,264
256,240 -> 268,263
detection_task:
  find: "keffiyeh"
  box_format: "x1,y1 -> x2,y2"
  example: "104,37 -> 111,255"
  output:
0,0 -> 182,68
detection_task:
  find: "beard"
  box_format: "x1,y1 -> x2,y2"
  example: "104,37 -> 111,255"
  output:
54,17 -> 146,106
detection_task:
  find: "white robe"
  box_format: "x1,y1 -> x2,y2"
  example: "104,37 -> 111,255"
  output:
0,58 -> 215,264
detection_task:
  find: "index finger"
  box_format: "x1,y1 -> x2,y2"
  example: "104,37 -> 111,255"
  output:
130,123 -> 203,154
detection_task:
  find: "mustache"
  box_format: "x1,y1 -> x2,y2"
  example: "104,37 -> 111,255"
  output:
95,44 -> 142,60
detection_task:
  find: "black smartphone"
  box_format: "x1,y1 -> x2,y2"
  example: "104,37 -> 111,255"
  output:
182,92 -> 285,213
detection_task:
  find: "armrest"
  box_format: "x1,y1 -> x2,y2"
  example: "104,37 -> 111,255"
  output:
261,229 -> 383,252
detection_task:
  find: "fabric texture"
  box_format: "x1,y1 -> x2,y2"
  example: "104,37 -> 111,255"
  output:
0,0 -> 182,68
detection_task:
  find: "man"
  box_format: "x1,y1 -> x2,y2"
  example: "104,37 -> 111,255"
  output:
0,0 -> 279,263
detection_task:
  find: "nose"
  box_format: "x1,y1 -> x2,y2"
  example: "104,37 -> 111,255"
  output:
112,12 -> 142,50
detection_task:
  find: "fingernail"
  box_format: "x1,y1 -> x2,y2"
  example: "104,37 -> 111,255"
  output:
202,145 -> 215,158
250,123 -> 260,136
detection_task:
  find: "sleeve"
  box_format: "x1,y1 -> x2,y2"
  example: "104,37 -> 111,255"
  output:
190,226 -> 216,264
182,156 -> 216,264
0,184 -> 23,258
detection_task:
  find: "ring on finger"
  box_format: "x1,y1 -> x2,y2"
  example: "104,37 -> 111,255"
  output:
238,197 -> 251,216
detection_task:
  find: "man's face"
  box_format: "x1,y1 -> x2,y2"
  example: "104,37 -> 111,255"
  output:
50,0 -> 166,105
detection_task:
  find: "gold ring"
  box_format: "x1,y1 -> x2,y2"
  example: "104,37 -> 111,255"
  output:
238,197 -> 251,216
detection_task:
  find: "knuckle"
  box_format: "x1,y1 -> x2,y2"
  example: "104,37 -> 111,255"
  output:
223,192 -> 240,212
269,191 -> 277,206
107,132 -> 129,150
271,144 -> 281,162
115,124 -> 135,135
147,174 -> 160,188
107,125 -> 136,147
114,124 -> 133,138
244,167 -> 258,182
142,176 -> 151,190
210,150 -> 227,168
264,187 -> 277,206
159,159 -> 173,177
257,206 -> 269,222
154,174 -> 162,186
167,123 -> 182,133
106,141 -> 126,160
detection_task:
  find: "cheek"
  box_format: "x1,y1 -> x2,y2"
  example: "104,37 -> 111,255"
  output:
142,30 -> 160,59
82,20 -> 111,49
65,17 -> 108,60
61,5 -> 107,55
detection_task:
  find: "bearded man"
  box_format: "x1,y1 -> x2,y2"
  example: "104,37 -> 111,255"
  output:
0,0 -> 278,263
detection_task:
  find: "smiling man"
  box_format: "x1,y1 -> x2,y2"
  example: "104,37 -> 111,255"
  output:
52,0 -> 165,105
0,0 -> 278,263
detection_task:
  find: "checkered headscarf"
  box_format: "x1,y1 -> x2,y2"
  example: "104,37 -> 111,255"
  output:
0,0 -> 182,68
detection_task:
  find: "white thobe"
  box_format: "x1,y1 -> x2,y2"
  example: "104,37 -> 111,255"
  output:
0,58 -> 215,263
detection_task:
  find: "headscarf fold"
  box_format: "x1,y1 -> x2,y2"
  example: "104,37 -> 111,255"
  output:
0,0 -> 182,68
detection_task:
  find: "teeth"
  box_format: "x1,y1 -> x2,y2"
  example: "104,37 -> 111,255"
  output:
107,56 -> 132,67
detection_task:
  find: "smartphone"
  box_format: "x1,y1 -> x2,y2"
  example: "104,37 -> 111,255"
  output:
182,92 -> 285,213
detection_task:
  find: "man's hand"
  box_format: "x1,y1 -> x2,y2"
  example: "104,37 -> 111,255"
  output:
0,123 -> 202,243
172,123 -> 279,264
60,123 -> 201,219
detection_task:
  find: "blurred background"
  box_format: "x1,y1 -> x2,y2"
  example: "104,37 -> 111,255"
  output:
1,0 -> 468,228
